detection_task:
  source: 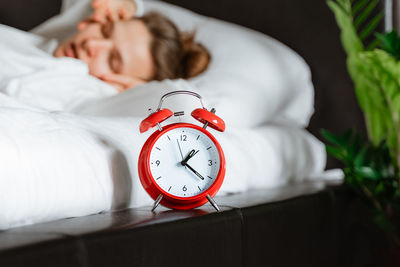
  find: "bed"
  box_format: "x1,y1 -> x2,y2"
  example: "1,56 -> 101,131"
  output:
0,0 -> 332,229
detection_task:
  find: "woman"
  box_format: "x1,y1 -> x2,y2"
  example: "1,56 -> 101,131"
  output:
54,0 -> 210,92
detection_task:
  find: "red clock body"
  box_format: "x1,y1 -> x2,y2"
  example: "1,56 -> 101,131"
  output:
138,123 -> 225,210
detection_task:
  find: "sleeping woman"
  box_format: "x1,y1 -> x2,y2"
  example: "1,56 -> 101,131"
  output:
0,0 -> 210,109
53,0 -> 210,92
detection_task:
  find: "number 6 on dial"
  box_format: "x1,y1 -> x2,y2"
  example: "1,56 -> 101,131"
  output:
138,91 -> 226,212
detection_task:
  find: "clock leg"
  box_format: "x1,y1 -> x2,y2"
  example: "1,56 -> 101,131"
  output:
152,194 -> 163,212
206,195 -> 221,212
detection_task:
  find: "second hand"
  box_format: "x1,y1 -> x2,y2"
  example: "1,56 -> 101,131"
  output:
176,139 -> 186,169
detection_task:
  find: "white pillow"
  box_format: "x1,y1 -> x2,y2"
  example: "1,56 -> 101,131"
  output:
143,0 -> 315,128
34,0 -> 314,129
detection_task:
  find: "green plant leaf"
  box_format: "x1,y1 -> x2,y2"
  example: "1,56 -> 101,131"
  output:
337,0 -> 352,13
366,38 -> 380,50
327,0 -> 364,54
354,166 -> 380,179
327,0 -> 400,242
374,181 -> 384,194
321,129 -> 346,147
376,30 -> 400,60
354,145 -> 368,167
354,0 -> 379,29
326,145 -> 345,160
392,94 -> 400,114
359,12 -> 383,41
352,0 -> 369,16
346,129 -> 363,161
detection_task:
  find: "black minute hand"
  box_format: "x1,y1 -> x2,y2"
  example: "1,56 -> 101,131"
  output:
183,163 -> 205,180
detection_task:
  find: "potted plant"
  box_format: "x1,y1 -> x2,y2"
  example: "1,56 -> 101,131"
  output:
324,0 -> 400,251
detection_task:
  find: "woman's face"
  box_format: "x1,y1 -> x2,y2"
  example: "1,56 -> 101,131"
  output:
54,20 -> 154,84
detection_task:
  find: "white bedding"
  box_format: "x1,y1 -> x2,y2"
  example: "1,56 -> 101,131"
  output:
0,0 -> 330,229
0,92 -> 326,230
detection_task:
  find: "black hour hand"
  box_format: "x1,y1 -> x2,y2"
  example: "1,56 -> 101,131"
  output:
181,149 -> 199,166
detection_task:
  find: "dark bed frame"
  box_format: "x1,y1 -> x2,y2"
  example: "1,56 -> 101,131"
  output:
0,1 -> 390,266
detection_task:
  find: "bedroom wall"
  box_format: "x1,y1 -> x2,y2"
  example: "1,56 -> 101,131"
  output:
0,0 -> 61,31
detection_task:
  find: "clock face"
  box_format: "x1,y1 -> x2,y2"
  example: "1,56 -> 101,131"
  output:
148,127 -> 221,198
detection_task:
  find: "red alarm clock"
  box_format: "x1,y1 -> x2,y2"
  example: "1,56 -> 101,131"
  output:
138,91 -> 226,212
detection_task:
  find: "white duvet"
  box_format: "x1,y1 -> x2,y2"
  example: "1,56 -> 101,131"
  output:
0,0 -> 329,229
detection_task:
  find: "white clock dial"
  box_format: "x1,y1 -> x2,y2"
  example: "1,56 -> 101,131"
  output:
149,127 -> 221,198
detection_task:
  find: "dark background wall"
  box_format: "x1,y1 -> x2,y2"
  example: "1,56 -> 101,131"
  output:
0,0 -> 61,31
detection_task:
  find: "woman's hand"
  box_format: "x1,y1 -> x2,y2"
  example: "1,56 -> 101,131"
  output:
100,73 -> 146,92
78,0 -> 137,30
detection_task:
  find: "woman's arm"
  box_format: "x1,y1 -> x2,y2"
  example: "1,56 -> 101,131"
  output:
78,0 -> 142,30
31,0 -> 143,40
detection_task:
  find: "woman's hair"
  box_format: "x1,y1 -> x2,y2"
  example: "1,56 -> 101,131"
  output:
138,12 -> 210,80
